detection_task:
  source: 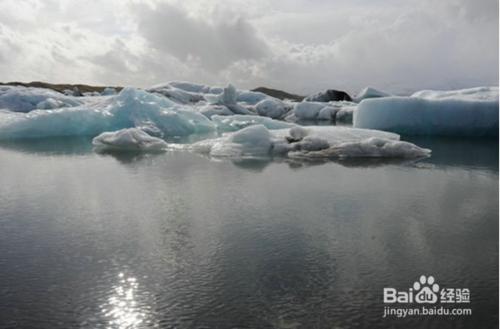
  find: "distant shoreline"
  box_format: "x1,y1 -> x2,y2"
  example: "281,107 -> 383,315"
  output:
0,81 -> 305,101
0,81 -> 123,94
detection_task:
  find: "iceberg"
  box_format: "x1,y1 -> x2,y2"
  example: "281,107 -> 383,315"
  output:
192,125 -> 273,157
411,86 -> 498,101
305,89 -> 352,102
293,101 -> 357,123
0,87 -> 216,140
335,106 -> 356,124
204,84 -> 254,115
211,114 -> 295,132
197,104 -> 235,118
0,85 -> 82,112
296,137 -> 431,158
294,102 -> 331,120
353,87 -> 391,103
236,90 -> 269,105
147,84 -> 206,104
149,82 -> 277,111
101,87 -> 117,96
354,87 -> 499,137
255,98 -> 288,119
317,106 -> 339,120
191,124 -> 430,159
92,128 -> 168,152
167,81 -> 211,93
0,81 -> 435,159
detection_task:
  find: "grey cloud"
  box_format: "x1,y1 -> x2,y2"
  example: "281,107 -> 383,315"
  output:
134,2 -> 269,72
0,0 -> 497,94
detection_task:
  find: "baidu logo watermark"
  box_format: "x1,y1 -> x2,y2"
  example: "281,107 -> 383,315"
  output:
382,275 -> 472,318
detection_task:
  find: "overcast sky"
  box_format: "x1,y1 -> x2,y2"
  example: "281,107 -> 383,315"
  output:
0,0 -> 498,94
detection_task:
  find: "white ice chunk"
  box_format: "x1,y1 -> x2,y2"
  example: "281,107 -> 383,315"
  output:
0,87 -> 215,140
354,87 -> 499,136
209,86 -> 224,94
205,84 -> 237,105
0,86 -> 82,112
237,90 -> 269,105
36,97 -> 67,110
296,137 -> 431,158
147,85 -> 205,104
192,124 -> 273,157
211,114 -> 295,132
92,128 -> 168,152
294,102 -> 327,120
411,86 -> 498,101
101,87 -> 117,96
198,105 -> 234,118
335,107 -> 356,123
168,81 -> 211,93
83,91 -> 101,97
317,106 -> 338,120
191,124 -> 429,159
354,87 -> 391,103
255,98 -> 288,119
204,84 -> 254,115
293,101 -> 356,121
281,126 -> 400,145
284,126 -> 429,158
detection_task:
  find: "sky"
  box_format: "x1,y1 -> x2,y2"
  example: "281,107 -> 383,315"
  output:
0,0 -> 498,94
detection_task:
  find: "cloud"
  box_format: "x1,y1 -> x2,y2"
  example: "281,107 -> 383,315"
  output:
134,2 -> 269,72
0,0 -> 497,94
222,0 -> 499,94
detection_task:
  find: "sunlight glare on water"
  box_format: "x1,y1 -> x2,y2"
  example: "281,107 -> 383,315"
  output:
101,273 -> 155,329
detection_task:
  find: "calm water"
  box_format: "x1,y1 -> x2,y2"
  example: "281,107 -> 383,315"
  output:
0,136 -> 497,329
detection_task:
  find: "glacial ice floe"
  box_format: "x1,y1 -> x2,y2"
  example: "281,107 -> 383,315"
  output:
191,125 -> 274,157
189,124 -> 430,159
411,86 -> 498,101
305,89 -> 352,102
203,84 -> 254,115
293,102 -> 328,120
0,87 -> 215,139
353,87 -> 391,103
255,98 -> 289,119
354,87 -> 499,136
290,101 -> 357,123
93,128 -> 168,152
235,90 -> 269,105
211,114 -> 295,132
148,83 -> 207,104
101,87 -> 117,96
1,81 -> 495,159
0,85 -> 83,112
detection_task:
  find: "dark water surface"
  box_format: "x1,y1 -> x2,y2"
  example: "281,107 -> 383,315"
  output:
0,137 -> 497,329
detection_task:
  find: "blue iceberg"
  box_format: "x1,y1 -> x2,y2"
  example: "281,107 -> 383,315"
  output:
354,87 -> 499,137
